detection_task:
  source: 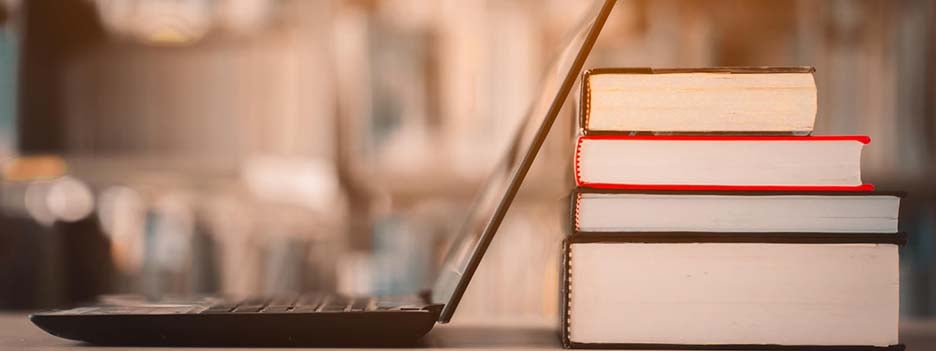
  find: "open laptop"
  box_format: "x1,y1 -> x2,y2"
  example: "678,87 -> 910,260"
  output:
29,0 -> 615,346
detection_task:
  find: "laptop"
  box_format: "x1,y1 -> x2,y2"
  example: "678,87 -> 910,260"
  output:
29,0 -> 616,346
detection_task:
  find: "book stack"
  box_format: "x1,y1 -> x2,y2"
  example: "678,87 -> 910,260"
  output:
561,67 -> 904,350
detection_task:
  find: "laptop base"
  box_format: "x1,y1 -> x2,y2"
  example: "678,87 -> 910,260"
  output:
30,298 -> 442,347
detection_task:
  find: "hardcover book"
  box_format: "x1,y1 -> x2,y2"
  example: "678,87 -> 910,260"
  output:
561,235 -> 904,350
570,188 -> 901,233
579,67 -> 817,134
574,135 -> 873,191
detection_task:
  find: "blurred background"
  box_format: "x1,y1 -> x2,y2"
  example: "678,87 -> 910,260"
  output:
0,0 -> 933,323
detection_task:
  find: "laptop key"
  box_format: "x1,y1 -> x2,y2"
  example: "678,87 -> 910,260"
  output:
201,304 -> 236,314
291,293 -> 325,312
261,306 -> 291,313
315,294 -> 351,312
350,298 -> 370,312
261,296 -> 294,313
232,297 -> 269,313
289,305 -> 320,313
319,297 -> 347,312
233,304 -> 265,313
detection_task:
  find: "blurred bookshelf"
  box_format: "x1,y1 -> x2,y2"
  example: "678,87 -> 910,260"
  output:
0,0 -> 934,320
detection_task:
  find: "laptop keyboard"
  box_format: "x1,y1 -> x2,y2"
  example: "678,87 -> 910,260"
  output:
201,293 -> 378,314
39,294 -> 427,315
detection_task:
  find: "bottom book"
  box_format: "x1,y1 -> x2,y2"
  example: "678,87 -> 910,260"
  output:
560,235 -> 904,350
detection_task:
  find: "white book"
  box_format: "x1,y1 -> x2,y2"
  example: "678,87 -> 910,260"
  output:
572,191 -> 901,233
574,135 -> 871,190
562,240 -> 901,349
580,67 -> 817,134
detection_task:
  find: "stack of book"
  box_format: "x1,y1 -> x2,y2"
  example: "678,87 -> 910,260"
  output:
561,67 -> 904,350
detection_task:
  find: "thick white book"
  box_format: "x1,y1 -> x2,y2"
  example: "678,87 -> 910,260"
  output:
561,238 -> 903,350
580,67 -> 817,134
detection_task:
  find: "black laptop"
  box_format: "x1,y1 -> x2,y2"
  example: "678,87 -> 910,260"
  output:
29,0 -> 616,346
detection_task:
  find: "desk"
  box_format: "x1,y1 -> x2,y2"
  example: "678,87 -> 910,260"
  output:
2,313 -> 935,350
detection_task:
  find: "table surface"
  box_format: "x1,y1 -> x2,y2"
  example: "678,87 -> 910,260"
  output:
3,312 -> 935,350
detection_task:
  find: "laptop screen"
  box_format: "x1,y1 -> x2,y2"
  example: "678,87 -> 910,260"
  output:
431,0 -> 615,323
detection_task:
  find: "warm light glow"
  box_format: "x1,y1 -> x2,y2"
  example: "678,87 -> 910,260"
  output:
2,155 -> 67,181
98,186 -> 146,273
94,0 -> 212,45
24,180 -> 55,226
91,0 -> 276,45
46,176 -> 95,222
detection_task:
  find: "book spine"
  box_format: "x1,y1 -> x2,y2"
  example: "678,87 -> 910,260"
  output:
571,192 -> 582,233
560,238 -> 573,348
579,70 -> 592,134
574,137 -> 584,187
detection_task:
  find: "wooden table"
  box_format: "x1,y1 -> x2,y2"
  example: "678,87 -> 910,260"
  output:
2,312 -> 934,350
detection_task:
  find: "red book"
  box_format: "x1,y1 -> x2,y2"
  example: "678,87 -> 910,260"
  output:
574,135 -> 874,191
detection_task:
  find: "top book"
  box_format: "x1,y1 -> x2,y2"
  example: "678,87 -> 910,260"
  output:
580,67 -> 817,134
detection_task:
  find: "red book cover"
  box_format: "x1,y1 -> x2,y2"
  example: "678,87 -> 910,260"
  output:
574,135 -> 875,192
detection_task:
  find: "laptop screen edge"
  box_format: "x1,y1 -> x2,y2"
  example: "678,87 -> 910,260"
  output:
433,0 -> 617,323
